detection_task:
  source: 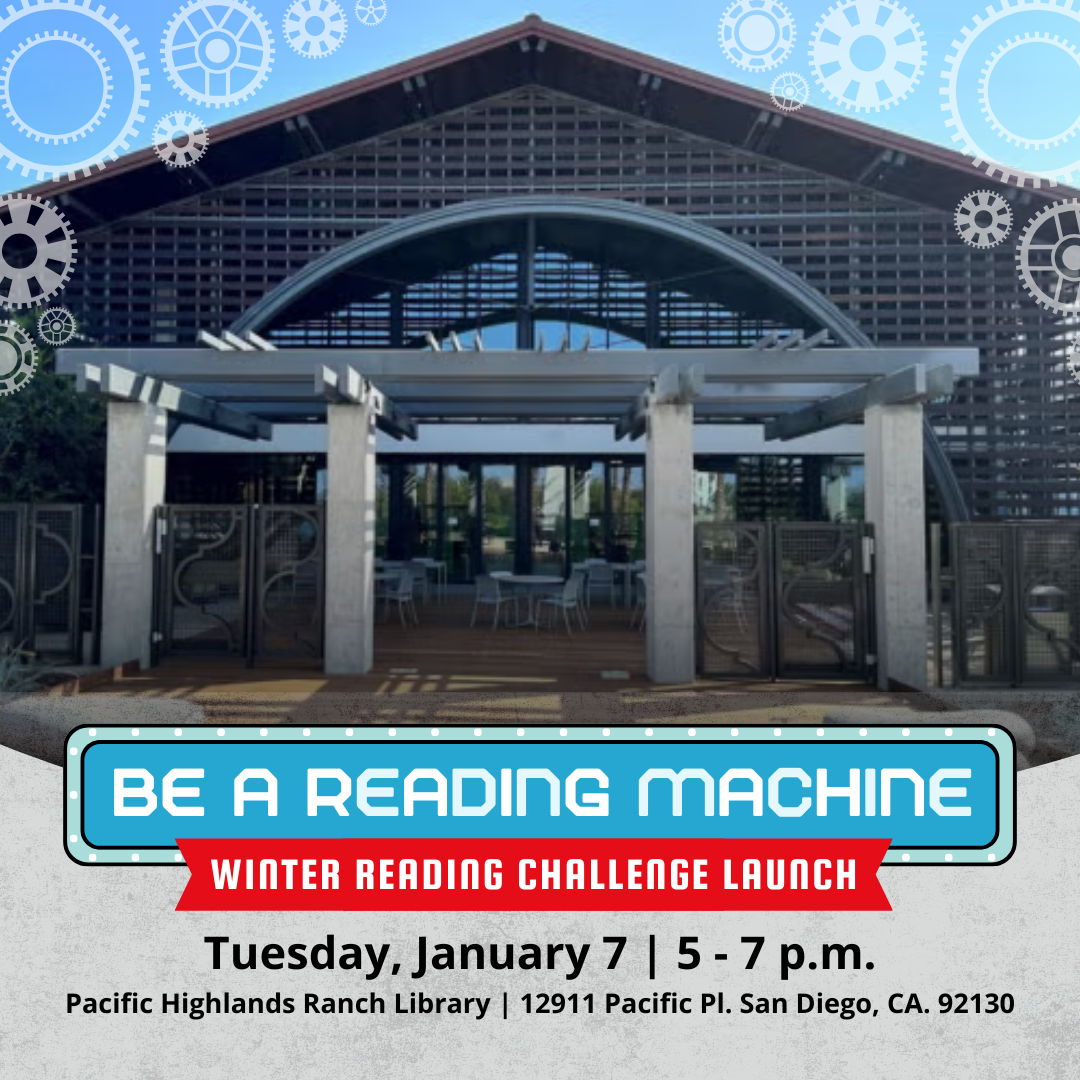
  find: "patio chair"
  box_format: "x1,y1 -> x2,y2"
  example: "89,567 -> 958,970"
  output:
585,562 -> 617,607
381,566 -> 419,626
536,573 -> 587,634
471,574 -> 520,630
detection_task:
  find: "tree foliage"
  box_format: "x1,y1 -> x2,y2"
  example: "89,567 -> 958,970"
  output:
0,318 -> 106,504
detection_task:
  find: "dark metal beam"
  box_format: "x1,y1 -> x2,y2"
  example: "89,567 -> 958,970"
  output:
764,365 -> 957,442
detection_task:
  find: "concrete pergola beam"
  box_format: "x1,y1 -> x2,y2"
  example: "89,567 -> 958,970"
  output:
615,364 -> 703,440
763,364 -> 957,442
77,363 -> 272,441
316,364 -> 418,440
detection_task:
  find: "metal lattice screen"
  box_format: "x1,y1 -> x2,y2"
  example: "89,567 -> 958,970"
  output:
953,523 -> 1080,686
697,522 -> 874,682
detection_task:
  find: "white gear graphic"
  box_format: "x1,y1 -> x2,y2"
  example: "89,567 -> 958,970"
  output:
1016,200 -> 1080,314
981,35 -> 1080,151
808,0 -> 926,113
161,0 -> 275,109
770,71 -> 809,112
2,33 -> 113,144
0,194 -> 77,309
718,1 -> 795,72
1067,336 -> 1080,389
954,191 -> 1013,249
153,112 -> 210,168
0,320 -> 36,396
0,0 -> 149,186
942,0 -> 1080,188
37,306 -> 77,347
284,0 -> 347,58
355,0 -> 386,26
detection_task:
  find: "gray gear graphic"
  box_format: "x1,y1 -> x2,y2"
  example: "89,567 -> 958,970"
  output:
0,194 -> 77,309
0,320 -> 36,396
0,0 -> 149,185
942,0 -> 1080,189
1067,336 -> 1080,389
808,0 -> 926,113
284,0 -> 347,58
355,0 -> 386,26
770,71 -> 809,112
718,1 -> 795,72
37,306 -> 77,346
161,0 -> 275,109
1016,200 -> 1080,314
2,32 -> 113,144
153,112 -> 210,168
981,35 -> 1080,150
954,191 -> 1013,249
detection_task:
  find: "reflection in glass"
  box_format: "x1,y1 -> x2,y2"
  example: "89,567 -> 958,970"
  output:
822,459 -> 865,522
444,464 -> 475,582
375,464 -> 390,559
694,469 -> 737,523
481,465 -> 515,575
531,466 -> 567,577
570,464 -> 605,562
403,463 -> 440,559
609,463 -> 645,563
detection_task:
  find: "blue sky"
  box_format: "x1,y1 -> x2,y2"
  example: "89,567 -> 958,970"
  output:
5,0 -> 1080,183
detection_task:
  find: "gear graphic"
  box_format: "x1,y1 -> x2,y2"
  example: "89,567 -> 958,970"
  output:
0,194 -> 77,309
942,1 -> 1080,188
718,1 -> 795,72
1016,200 -> 1080,314
284,0 -> 346,58
36,306 -> 77,347
981,35 -> 1080,151
808,0 -> 926,113
770,71 -> 809,112
355,0 -> 386,25
161,0 -> 275,109
955,191 -> 1013,249
2,33 -> 113,144
0,320 -> 36,396
0,1 -> 149,186
1067,336 -> 1080,389
153,112 -> 210,168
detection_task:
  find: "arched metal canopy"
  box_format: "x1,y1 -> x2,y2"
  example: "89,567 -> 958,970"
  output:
231,196 -> 871,346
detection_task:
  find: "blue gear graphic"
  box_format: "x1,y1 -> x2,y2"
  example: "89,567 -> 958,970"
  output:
718,1 -> 795,72
161,0 -> 275,109
809,0 -> 926,113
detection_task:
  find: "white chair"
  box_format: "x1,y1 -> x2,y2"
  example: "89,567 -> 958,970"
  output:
585,563 -> 617,607
537,573 -> 587,634
380,567 -> 419,626
471,574 -> 520,630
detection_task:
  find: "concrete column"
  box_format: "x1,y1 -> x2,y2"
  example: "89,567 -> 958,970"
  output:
864,402 -> 927,690
100,401 -> 168,669
324,401 -> 377,675
645,399 -> 696,684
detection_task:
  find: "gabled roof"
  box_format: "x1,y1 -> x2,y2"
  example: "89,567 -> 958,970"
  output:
34,15 -> 1036,232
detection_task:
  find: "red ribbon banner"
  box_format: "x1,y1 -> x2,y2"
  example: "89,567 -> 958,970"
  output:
175,838 -> 892,912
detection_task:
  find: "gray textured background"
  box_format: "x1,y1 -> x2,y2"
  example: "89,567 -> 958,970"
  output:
1,741 -> 1077,1079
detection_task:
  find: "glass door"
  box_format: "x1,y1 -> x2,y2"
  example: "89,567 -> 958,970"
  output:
443,464 -> 475,583
480,464 -> 515,575
569,464 -> 605,564
531,466 -> 567,577
609,463 -> 645,563
403,463 -> 440,559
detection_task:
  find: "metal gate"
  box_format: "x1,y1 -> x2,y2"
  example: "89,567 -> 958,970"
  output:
696,522 -> 875,681
0,503 -> 97,663
953,523 -> 1080,686
154,505 -> 324,664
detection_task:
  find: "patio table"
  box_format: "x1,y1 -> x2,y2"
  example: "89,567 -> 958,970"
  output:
499,574 -> 565,628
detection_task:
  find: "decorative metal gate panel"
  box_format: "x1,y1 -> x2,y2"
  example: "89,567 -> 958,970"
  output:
697,522 -> 875,681
953,523 -> 1080,686
155,505 -> 324,663
0,504 -> 90,662
253,507 -> 324,659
